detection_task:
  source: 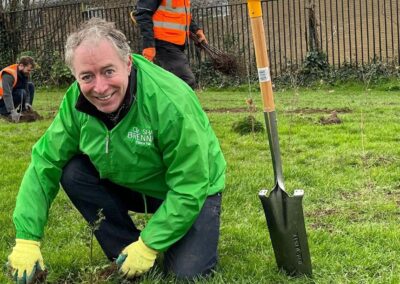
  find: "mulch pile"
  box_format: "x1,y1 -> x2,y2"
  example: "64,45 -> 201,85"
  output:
319,111 -> 342,125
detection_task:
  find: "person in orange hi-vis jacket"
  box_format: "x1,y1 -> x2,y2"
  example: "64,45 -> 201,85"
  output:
0,56 -> 35,122
135,0 -> 207,89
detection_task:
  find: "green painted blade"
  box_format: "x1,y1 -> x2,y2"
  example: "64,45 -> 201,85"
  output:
259,187 -> 312,277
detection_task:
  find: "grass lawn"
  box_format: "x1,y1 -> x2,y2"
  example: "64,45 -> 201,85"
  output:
1,80 -> 399,283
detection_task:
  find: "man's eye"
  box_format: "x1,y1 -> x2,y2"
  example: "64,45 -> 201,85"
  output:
105,69 -> 115,76
80,75 -> 92,82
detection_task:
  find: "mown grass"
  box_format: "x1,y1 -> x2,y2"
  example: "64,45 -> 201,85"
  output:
1,80 -> 400,283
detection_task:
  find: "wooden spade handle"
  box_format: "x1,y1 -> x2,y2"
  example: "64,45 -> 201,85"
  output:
247,0 -> 275,112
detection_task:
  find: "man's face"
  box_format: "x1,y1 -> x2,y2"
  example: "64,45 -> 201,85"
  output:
73,39 -> 132,113
19,64 -> 33,76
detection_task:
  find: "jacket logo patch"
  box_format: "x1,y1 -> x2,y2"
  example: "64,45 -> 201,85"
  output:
127,127 -> 154,146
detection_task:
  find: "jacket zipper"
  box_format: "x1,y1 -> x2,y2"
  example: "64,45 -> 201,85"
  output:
105,133 -> 110,154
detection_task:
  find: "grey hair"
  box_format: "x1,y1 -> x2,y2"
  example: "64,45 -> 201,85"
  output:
65,18 -> 131,73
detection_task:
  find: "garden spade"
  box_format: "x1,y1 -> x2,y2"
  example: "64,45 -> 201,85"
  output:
247,0 -> 312,276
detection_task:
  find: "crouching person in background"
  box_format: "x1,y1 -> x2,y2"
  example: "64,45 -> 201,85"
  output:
0,56 -> 35,123
6,18 -> 226,283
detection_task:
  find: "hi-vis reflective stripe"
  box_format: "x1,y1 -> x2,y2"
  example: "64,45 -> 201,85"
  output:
158,5 -> 190,13
153,21 -> 186,31
158,4 -> 190,13
153,0 -> 190,45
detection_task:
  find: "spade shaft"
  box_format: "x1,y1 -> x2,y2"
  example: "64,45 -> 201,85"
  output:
247,0 -> 312,276
246,1 -> 284,188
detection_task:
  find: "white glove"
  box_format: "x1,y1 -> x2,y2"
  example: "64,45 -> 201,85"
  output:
10,109 -> 21,123
25,103 -> 33,111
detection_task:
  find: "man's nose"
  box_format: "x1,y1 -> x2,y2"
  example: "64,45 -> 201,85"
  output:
93,77 -> 108,93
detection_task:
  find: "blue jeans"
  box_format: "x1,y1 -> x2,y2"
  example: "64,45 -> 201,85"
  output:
0,82 -> 35,115
60,155 -> 221,279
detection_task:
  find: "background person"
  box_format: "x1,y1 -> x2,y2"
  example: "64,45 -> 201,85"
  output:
0,56 -> 35,122
6,18 -> 225,283
135,0 -> 207,89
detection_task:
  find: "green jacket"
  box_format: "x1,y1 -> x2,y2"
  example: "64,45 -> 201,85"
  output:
13,54 -> 226,251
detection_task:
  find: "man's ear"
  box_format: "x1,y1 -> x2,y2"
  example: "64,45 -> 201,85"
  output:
127,55 -> 132,72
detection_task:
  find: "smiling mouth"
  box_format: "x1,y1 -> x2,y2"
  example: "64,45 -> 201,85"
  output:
95,93 -> 113,101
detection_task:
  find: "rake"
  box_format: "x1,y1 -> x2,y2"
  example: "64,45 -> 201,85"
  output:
189,32 -> 239,76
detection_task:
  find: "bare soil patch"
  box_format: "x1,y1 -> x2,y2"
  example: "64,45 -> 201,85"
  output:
204,107 -> 248,113
204,107 -> 352,115
287,107 -> 352,114
20,109 -> 43,122
0,109 -> 43,123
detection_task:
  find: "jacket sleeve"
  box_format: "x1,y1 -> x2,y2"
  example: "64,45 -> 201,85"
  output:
141,107 -> 211,252
135,0 -> 160,49
13,87 -> 81,240
2,73 -> 16,112
189,17 -> 201,33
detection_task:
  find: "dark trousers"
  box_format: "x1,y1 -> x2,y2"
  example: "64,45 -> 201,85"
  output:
60,155 -> 221,279
0,82 -> 35,115
155,40 -> 196,89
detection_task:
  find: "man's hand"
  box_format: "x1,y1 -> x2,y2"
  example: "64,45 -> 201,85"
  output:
24,103 -> 33,111
196,29 -> 208,44
142,47 -> 156,62
7,239 -> 45,284
9,109 -> 21,123
116,237 -> 157,279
